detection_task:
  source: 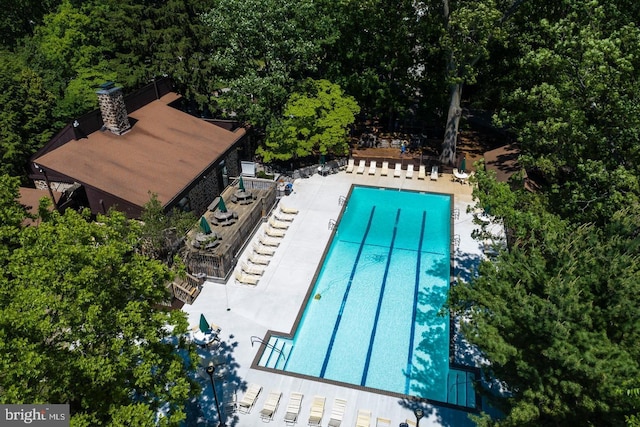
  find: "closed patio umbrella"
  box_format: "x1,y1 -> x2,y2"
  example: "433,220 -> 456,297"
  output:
460,156 -> 467,173
218,197 -> 228,213
199,216 -> 212,234
199,313 -> 210,333
239,176 -> 246,192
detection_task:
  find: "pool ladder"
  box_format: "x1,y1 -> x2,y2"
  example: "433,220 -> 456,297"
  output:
338,195 -> 346,206
251,336 -> 285,367
452,208 -> 460,220
328,219 -> 336,230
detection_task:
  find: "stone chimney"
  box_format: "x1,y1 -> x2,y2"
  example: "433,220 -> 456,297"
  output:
96,82 -> 131,135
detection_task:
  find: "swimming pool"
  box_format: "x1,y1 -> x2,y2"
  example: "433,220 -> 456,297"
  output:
257,186 -> 475,408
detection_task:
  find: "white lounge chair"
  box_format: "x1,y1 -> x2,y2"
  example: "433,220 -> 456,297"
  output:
238,383 -> 262,414
280,205 -> 299,215
394,163 -> 402,177
253,242 -> 276,256
406,164 -> 414,179
418,165 -> 426,180
275,211 -> 296,222
356,409 -> 371,427
380,161 -> 389,176
264,225 -> 286,238
235,270 -> 260,286
248,252 -> 271,265
260,390 -> 282,421
376,417 -> 391,427
269,216 -> 290,229
328,398 -> 347,427
241,261 -> 265,276
368,161 -> 376,175
308,395 -> 325,426
430,165 -> 438,181
356,160 -> 366,174
346,158 -> 355,173
284,392 -> 303,425
405,419 -> 417,427
259,234 -> 281,247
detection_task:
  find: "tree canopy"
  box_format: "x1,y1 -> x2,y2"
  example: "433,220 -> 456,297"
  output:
258,79 -> 360,162
0,177 -> 199,425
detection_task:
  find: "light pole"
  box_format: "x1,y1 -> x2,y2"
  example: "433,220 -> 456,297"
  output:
205,362 -> 226,426
413,407 -> 424,427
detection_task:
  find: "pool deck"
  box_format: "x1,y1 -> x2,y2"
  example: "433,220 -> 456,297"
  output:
183,169 -> 485,426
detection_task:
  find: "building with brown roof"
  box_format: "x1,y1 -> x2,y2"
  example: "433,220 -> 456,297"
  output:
30,79 -> 248,218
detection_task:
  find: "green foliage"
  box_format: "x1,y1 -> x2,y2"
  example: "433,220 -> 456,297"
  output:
495,0 -> 640,224
452,169 -> 640,426
258,79 -> 360,162
0,52 -> 56,178
201,0 -> 339,127
0,205 -> 198,425
139,193 -> 195,263
0,175 -> 29,270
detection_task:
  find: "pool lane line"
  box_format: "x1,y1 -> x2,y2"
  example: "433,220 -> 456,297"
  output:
360,208 -> 401,386
405,210 -> 427,394
319,205 -> 376,378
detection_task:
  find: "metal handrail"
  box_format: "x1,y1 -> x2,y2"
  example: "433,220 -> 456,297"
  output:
251,336 -> 284,367
338,195 -> 346,206
328,219 -> 336,230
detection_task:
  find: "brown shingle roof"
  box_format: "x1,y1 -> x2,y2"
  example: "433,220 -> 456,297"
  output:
35,93 -> 245,208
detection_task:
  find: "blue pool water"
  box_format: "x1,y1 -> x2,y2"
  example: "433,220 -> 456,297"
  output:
259,187 -> 475,407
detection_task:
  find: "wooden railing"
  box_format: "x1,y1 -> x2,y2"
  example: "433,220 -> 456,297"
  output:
168,273 -> 203,305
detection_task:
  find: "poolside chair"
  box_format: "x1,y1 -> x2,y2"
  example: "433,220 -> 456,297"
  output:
223,389 -> 237,414
269,216 -> 290,229
346,158 -> 355,173
253,242 -> 276,256
284,392 -> 303,425
356,160 -> 366,174
452,168 -> 468,184
430,165 -> 438,181
249,252 -> 271,265
241,261 -> 265,276
368,161 -> 376,175
355,409 -> 371,427
264,225 -> 286,238
380,161 -> 389,176
260,390 -> 282,421
418,165 -> 426,180
394,163 -> 402,177
235,270 -> 261,286
280,205 -> 299,215
259,234 -> 281,247
328,398 -> 347,427
307,395 -> 325,426
405,164 -> 414,179
238,383 -> 262,414
376,417 -> 391,427
275,211 -> 296,222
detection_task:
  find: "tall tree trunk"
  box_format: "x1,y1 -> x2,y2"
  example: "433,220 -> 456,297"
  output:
439,82 -> 462,166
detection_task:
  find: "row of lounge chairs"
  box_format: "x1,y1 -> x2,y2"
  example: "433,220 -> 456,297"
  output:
238,386 -> 396,426
234,204 -> 299,286
346,159 -> 441,181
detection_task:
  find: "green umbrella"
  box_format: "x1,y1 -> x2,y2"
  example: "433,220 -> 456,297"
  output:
218,197 -> 227,213
239,176 -> 245,192
199,314 -> 210,333
460,156 -> 466,173
199,216 -> 211,234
